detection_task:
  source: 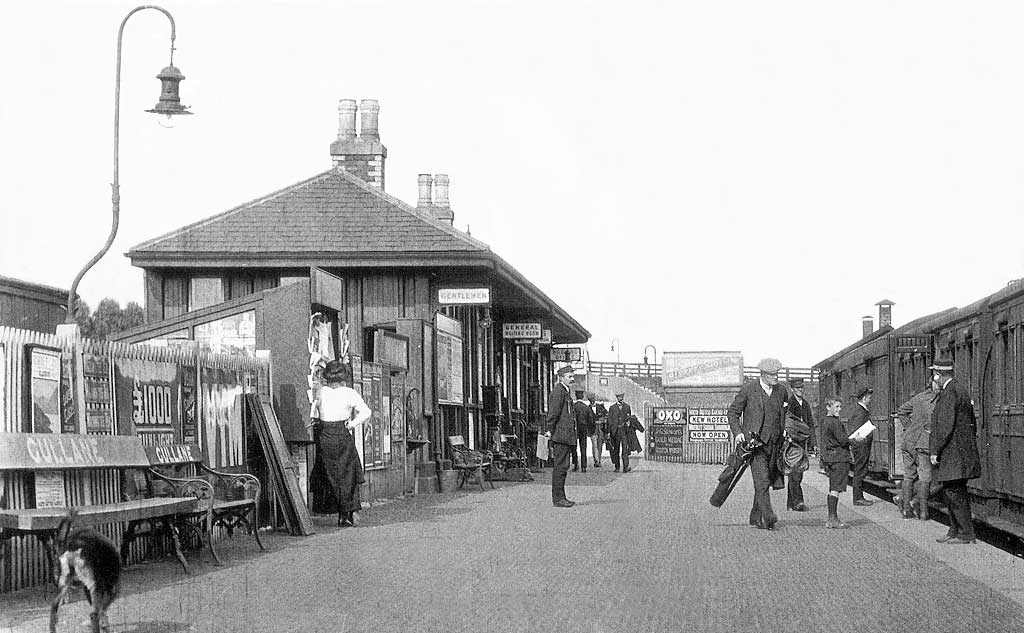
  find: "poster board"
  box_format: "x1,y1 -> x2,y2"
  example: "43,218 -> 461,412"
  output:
436,331 -> 464,405
83,353 -> 114,435
687,408 -> 731,442
27,346 -> 61,434
661,351 -> 744,388
648,407 -> 687,458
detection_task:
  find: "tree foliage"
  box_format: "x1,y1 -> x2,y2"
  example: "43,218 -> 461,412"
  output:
74,298 -> 145,339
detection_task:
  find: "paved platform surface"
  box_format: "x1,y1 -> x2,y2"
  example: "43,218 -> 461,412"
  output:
3,459 -> 1023,633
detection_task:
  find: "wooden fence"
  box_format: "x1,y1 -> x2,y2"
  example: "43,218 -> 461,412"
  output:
0,325 -> 269,592
586,361 -> 819,383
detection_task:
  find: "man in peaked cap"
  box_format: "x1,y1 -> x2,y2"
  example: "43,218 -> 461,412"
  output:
929,356 -> 981,544
544,365 -> 577,507
727,357 -> 787,530
606,391 -> 633,472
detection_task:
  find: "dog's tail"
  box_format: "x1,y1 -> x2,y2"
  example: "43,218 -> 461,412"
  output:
54,507 -> 79,548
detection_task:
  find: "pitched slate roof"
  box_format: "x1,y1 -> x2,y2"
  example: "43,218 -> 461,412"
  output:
128,168 -> 490,256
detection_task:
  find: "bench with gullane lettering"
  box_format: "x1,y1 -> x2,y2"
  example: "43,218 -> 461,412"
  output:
0,432 -> 206,580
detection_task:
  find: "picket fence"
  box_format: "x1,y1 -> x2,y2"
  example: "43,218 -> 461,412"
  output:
0,325 -> 270,592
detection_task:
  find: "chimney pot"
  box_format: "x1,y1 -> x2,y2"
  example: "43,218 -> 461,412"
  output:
862,315 -> 874,339
337,99 -> 357,140
434,174 -> 450,207
417,174 -> 433,208
876,299 -> 894,329
430,173 -> 454,226
359,99 -> 380,141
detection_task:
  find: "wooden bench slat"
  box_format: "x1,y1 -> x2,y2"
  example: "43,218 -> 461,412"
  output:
0,498 -> 199,531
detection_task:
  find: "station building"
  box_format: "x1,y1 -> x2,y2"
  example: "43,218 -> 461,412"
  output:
114,99 -> 589,508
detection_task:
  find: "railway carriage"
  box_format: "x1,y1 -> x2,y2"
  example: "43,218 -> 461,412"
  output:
814,279 -> 1024,535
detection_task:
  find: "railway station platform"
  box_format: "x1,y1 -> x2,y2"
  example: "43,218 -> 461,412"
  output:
3,459 -> 1023,632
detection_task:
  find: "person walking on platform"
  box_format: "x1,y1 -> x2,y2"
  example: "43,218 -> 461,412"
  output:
589,393 -> 608,468
571,389 -> 595,473
848,388 -> 875,506
606,392 -> 633,473
929,356 -> 981,544
895,381 -> 939,520
545,366 -> 578,507
727,358 -> 787,531
785,378 -> 815,511
820,396 -> 854,529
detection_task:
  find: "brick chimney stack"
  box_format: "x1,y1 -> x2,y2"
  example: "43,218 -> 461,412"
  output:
330,98 -> 387,189
417,174 -> 433,208
432,174 -> 454,226
876,299 -> 894,329
862,315 -> 874,338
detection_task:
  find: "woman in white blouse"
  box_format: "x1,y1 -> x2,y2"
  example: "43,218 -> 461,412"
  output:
313,360 -> 372,526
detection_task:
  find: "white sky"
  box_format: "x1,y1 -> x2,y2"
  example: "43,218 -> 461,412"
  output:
3,1 -> 1023,368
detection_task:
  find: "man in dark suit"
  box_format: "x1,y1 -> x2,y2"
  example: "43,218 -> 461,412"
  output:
847,387 -> 875,506
544,366 -> 577,507
571,390 -> 595,473
727,357 -> 786,530
929,356 -> 981,544
589,393 -> 608,467
785,378 -> 815,511
606,392 -> 633,473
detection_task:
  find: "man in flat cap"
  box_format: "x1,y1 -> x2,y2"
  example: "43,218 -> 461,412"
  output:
848,387 -> 875,506
785,378 -> 815,511
929,356 -> 981,544
606,392 -> 633,472
571,389 -> 595,472
727,357 -> 787,530
544,365 -> 577,507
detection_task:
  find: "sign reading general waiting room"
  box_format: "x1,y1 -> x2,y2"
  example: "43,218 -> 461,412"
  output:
502,323 -> 542,339
438,288 -> 491,305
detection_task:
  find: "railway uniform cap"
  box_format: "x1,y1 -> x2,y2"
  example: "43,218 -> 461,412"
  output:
928,356 -> 954,372
790,378 -> 805,388
756,358 -> 782,374
856,387 -> 874,399
574,389 -> 586,397
556,366 -> 575,377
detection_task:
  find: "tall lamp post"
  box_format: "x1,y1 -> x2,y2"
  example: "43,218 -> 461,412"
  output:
643,345 -> 657,365
61,5 -> 192,332
643,344 -> 656,377
610,338 -> 620,374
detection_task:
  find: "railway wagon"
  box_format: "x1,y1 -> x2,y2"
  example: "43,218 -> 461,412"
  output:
814,279 -> 1024,535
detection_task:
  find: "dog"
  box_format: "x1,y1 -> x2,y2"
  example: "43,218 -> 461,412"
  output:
49,509 -> 121,633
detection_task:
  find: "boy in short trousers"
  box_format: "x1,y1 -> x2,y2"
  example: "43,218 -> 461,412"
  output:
820,397 -> 855,529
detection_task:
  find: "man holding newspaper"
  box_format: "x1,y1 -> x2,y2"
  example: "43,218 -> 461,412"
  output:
847,388 -> 877,506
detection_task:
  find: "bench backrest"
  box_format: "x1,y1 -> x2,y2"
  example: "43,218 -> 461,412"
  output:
0,432 -> 148,471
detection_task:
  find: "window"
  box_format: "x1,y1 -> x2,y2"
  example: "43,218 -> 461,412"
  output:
189,277 -> 224,312
194,311 -> 256,356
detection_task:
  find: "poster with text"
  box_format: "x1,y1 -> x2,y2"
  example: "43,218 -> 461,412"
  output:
200,367 -> 245,468
114,358 -> 181,446
29,347 -> 61,434
436,331 -> 464,405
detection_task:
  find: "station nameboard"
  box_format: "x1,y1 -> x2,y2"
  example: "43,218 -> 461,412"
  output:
687,407 -> 731,442
502,323 -> 542,339
662,351 -> 744,387
438,288 -> 491,305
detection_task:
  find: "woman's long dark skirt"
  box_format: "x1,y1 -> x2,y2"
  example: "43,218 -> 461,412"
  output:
319,424 -> 365,514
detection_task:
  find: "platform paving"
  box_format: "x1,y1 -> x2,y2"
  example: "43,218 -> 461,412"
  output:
3,459 -> 1023,633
